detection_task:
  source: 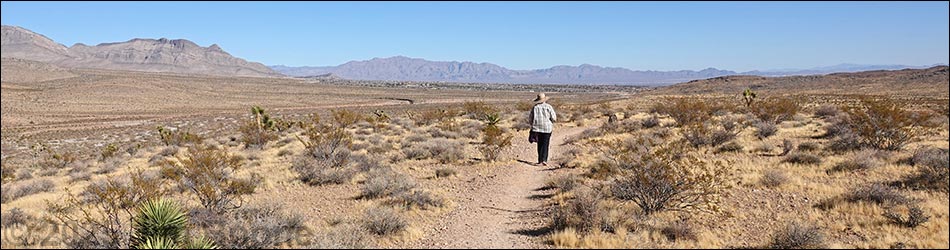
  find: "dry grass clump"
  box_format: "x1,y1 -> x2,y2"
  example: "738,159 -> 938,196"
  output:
796,141 -> 821,152
363,206 -> 408,235
767,221 -> 826,249
782,152 -> 822,165
1,178 -> 55,203
760,169 -> 789,188
191,205 -> 304,249
544,174 -> 580,193
402,138 -> 466,163
754,121 -> 778,139
682,122 -> 740,148
845,183 -> 910,205
392,190 -> 446,210
308,223 -> 375,249
435,168 -> 457,178
883,204 -> 930,228
827,149 -> 886,173
551,188 -> 607,233
752,96 -> 801,124
715,141 -> 744,154
813,104 -> 841,118
361,168 -> 417,199
661,221 -> 698,242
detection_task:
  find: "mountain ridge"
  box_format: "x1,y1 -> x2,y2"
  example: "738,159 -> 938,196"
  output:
1,25 -> 280,77
272,56 -> 943,86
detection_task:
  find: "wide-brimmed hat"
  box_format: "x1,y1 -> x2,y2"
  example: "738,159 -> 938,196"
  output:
533,93 -> 549,103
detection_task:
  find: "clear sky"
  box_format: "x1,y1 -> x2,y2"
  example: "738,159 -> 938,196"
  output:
2,1 -> 947,72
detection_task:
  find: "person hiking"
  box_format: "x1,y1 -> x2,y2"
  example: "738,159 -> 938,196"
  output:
528,93 -> 557,166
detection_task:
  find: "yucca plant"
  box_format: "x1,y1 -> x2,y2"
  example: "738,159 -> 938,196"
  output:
483,113 -> 503,127
131,198 -> 187,248
131,198 -> 217,249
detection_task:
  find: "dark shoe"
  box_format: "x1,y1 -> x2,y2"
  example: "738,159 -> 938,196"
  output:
541,162 -> 548,166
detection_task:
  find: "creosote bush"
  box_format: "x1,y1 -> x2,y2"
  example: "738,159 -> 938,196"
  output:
844,98 -> 923,150
901,147 -> 949,192
161,145 -> 258,214
551,187 -> 607,233
654,98 -> 713,127
602,134 -> 733,215
752,96 -> 801,124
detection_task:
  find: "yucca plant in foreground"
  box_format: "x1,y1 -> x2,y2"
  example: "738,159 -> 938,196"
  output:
132,198 -> 217,249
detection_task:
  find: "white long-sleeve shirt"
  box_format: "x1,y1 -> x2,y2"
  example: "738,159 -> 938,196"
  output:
529,103 -> 557,133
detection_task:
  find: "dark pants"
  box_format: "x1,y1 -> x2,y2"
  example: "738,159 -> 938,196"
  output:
536,132 -> 552,163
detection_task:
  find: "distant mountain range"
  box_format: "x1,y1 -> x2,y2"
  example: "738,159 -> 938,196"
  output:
272,57 -> 944,86
1,25 -> 280,77
3,25 -> 943,84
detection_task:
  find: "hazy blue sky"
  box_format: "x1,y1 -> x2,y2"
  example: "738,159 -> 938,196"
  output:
2,1 -> 947,71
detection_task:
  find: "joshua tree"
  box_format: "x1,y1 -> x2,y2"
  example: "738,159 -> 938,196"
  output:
743,88 -> 757,108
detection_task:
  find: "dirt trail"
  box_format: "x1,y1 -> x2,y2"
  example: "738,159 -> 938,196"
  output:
410,125 -> 588,248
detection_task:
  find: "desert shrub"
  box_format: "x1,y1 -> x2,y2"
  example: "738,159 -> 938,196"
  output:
682,122 -> 738,148
428,124 -> 460,139
844,98 -> 922,150
901,147 -> 949,192
350,153 -> 388,172
564,127 -> 605,145
393,190 -> 446,210
752,97 -> 801,124
29,143 -> 78,171
761,169 -> 789,188
363,206 -> 407,235
100,143 -> 119,161
544,174 -> 579,192
827,150 -> 885,173
782,152 -> 822,165
1,207 -> 32,227
435,168 -> 457,178
715,141 -> 744,154
47,170 -> 166,249
277,148 -> 293,157
1,178 -> 55,203
768,222 -> 826,249
551,188 -> 607,233
1,160 -> 15,183
403,138 -> 466,163
883,204 -> 930,228
293,118 -> 355,186
463,101 -> 500,120
157,126 -> 203,147
330,109 -> 364,128
814,104 -> 841,118
661,221 -> 697,242
654,98 -> 714,127
797,142 -> 821,152
361,168 -> 416,199
415,108 -> 458,126
161,146 -> 258,214
239,107 -> 279,149
846,183 -> 909,205
555,147 -> 583,169
480,115 -> 513,161
308,223 -> 374,249
68,166 -> 92,183
403,133 -> 429,144
192,205 -> 303,249
292,157 -> 356,185
641,114 -> 661,128
827,130 -> 862,152
753,121 -> 778,139
604,135 -> 732,215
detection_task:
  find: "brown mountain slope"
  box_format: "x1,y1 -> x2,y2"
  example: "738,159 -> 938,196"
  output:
1,25 -> 281,77
653,66 -> 949,98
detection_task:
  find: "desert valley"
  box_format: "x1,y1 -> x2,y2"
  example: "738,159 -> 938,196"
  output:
1,20 -> 948,250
